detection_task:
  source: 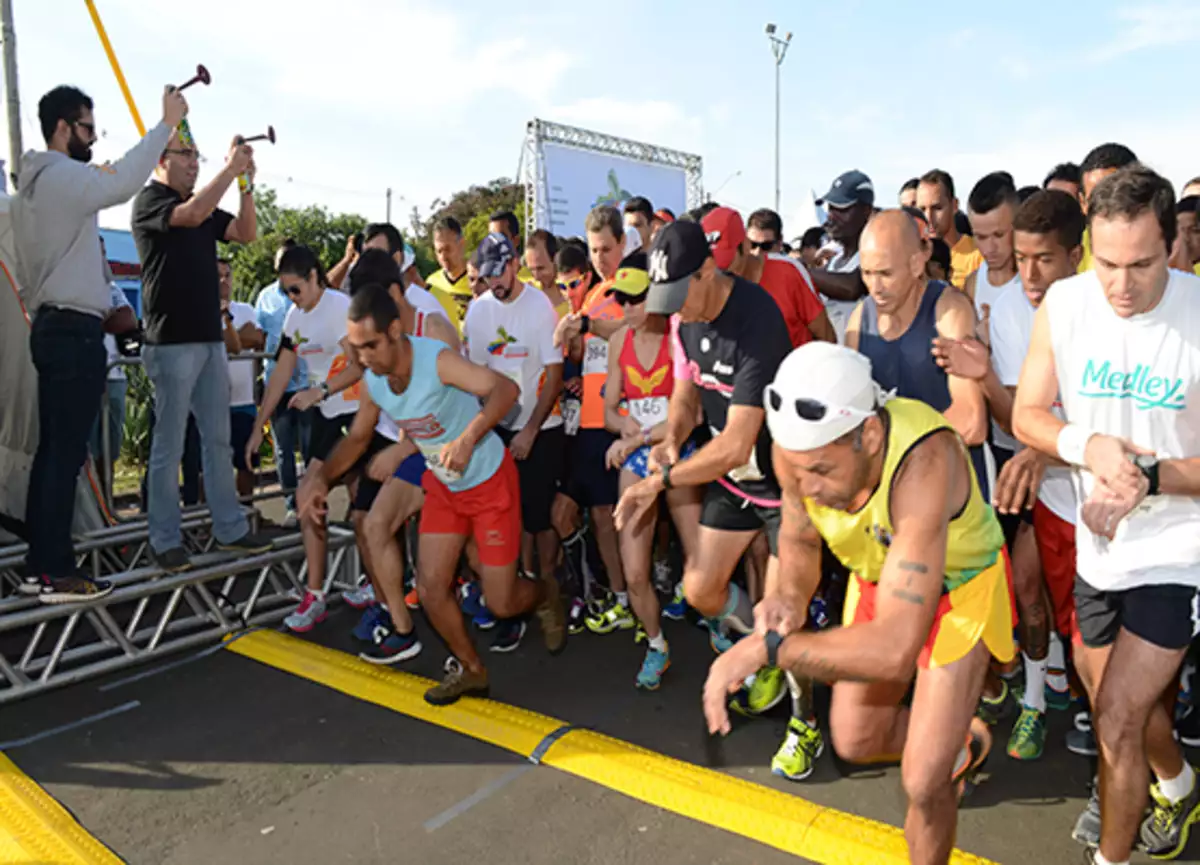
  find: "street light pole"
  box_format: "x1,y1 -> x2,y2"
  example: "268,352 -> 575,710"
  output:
1,0 -> 22,190
765,23 -> 792,214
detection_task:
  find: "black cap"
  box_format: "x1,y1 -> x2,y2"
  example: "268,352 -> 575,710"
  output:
646,221 -> 711,315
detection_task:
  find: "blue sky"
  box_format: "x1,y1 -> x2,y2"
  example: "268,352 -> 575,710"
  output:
4,0 -> 1198,237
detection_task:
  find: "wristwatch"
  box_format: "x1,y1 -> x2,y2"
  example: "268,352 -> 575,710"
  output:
661,462 -> 673,490
319,381 -> 330,401
579,315 -> 591,335
1134,454 -> 1160,496
764,630 -> 784,668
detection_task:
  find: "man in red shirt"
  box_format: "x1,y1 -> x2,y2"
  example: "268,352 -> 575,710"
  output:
701,207 -> 836,346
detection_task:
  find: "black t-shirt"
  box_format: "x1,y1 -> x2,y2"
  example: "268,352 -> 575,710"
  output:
132,180 -> 234,345
677,275 -> 791,501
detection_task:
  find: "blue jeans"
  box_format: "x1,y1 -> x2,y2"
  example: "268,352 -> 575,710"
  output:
25,308 -> 107,578
143,342 -> 248,553
271,399 -> 312,511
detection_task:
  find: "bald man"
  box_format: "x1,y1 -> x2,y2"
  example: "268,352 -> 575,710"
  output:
845,211 -> 991,495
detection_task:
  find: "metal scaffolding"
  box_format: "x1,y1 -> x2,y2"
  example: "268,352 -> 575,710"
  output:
520,118 -> 705,239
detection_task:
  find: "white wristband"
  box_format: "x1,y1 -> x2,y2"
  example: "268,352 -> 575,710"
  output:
1056,423 -> 1094,467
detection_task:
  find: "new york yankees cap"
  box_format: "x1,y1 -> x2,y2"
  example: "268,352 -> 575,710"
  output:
645,220 -> 712,315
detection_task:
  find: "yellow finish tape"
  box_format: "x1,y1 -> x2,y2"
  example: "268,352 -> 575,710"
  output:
230,630 -> 998,865
0,752 -> 121,864
83,0 -> 146,137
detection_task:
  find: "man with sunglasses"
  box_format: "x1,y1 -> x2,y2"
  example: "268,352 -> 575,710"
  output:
131,124 -> 274,571
704,341 -> 1010,865
465,233 -> 566,651
13,84 -> 186,603
746,209 -> 784,257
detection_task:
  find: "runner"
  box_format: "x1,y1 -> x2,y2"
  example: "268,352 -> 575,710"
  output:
601,264 -> 701,689
426,216 -> 472,333
487,209 -> 536,284
1044,163 -> 1082,200
623,196 -> 655,250
301,283 -> 567,705
899,177 -> 920,208
614,221 -> 823,781
1076,143 -> 1138,273
746,208 -> 784,256
524,229 -> 570,319
1012,166 -> 1200,865
810,170 -> 872,341
244,245 -> 391,634
917,169 -> 983,288
704,340 -> 1011,865
464,232 -> 565,653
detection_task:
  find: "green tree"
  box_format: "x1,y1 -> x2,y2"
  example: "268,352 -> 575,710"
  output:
413,178 -> 526,264
220,186 -> 368,302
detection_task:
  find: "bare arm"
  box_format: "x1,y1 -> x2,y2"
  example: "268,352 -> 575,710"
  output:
1012,303 -> 1065,457
770,454 -> 825,613
224,185 -> 257,245
524,363 -> 563,433
435,349 -> 519,448
69,122 -> 173,212
169,165 -> 239,228
1160,460 -> 1200,496
935,289 -> 989,446
603,328 -> 628,435
103,305 -> 138,335
326,250 -> 357,293
317,394 -> 381,484
778,432 -> 959,682
587,316 -> 623,340
665,373 -> 701,448
424,312 -> 462,353
221,310 -> 241,354
962,270 -> 977,304
237,322 -> 265,351
843,302 -> 864,351
251,348 -> 297,435
810,267 -> 867,303
807,309 -> 836,343
669,405 -> 765,489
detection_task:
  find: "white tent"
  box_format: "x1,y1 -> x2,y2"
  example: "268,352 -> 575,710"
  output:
0,191 -> 112,543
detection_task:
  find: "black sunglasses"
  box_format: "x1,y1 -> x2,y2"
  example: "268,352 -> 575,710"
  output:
284,285 -> 303,298
767,387 -> 827,421
749,239 -> 777,251
615,291 -> 647,306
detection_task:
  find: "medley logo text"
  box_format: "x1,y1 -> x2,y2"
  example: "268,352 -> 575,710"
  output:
1078,360 -> 1186,411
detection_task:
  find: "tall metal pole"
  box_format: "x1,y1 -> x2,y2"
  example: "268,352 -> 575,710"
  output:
386,187 -> 392,223
766,25 -> 791,215
1,0 -> 22,189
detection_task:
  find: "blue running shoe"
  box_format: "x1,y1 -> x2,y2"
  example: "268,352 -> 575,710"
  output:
352,603 -> 390,643
662,583 -> 687,621
707,619 -> 734,654
460,581 -> 485,617
636,646 -> 670,690
359,625 -> 422,665
490,619 -> 526,653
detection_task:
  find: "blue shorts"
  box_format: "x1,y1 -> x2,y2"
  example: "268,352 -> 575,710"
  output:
622,440 -> 697,479
394,452 -> 427,487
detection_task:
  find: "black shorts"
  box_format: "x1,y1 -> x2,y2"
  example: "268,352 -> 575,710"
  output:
570,428 -> 620,508
1074,575 -> 1200,650
230,409 -> 259,473
497,425 -> 565,534
700,481 -> 782,556
349,433 -> 397,513
309,411 -> 355,463
991,446 -> 1034,548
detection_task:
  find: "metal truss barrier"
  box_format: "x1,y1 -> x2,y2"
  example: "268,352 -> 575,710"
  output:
0,514 -> 362,705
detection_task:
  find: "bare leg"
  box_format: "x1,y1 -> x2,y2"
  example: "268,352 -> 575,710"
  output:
300,458 -> 327,593
534,529 -> 558,584
902,640 -> 991,865
417,533 -> 479,671
682,526 -> 757,618
476,558 -> 541,620
617,470 -> 660,638
1010,523 -> 1050,662
363,478 -> 423,633
591,505 -> 626,594
829,678 -> 913,764
744,531 -> 770,603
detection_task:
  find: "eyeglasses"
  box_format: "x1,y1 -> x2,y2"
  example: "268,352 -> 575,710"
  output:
749,239 -> 777,252
615,291 -> 647,307
164,148 -> 201,161
766,387 -> 828,421
283,285 -> 303,298
557,275 -> 587,291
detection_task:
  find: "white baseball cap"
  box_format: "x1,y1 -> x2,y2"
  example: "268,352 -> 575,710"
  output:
765,342 -> 886,451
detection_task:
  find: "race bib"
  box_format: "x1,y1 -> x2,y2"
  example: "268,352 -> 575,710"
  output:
418,442 -> 463,485
716,424 -> 765,483
582,337 -> 608,376
561,398 -> 581,436
628,396 -> 667,430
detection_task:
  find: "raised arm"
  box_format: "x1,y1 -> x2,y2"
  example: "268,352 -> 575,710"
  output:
935,288 -> 988,446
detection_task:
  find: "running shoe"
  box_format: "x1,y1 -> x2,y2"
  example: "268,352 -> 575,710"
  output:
567,597 -> 587,635
490,619 -> 527,653
975,678 -> 1013,726
217,530 -> 275,554
32,574 -> 114,605
460,581 -> 486,617
731,667 -> 787,717
706,619 -> 735,654
351,603 -> 390,643
343,581 -> 376,610
424,666 -> 490,706
404,586 -> 421,611
281,509 -> 299,529
585,598 -> 635,634
952,720 -> 993,801
636,646 -> 670,690
535,579 -> 568,655
1045,681 -> 1072,713
634,623 -> 648,644
1177,707 -> 1200,748
1140,772 -> 1200,860
284,591 -> 327,633
1066,711 -> 1098,757
1072,780 -> 1101,847
662,582 -> 687,621
152,546 -> 192,574
771,718 -> 824,781
359,625 -> 422,665
1006,707 -> 1047,761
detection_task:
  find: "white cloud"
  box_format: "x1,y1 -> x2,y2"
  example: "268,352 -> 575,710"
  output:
1086,2 -> 1200,62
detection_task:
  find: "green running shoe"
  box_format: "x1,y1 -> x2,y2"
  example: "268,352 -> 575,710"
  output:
976,678 -> 1013,726
1006,706 -> 1046,761
731,666 -> 786,717
1141,772 -> 1200,860
771,717 -> 824,781
585,598 -> 635,634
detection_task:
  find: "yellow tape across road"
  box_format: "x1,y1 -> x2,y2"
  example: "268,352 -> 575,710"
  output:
227,630 -> 998,865
0,752 -> 122,864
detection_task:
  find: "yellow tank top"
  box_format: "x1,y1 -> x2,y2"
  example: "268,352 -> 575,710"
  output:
803,398 -> 1003,593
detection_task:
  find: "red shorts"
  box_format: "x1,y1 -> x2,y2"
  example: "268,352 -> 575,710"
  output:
420,450 -> 523,567
1032,501 -> 1077,640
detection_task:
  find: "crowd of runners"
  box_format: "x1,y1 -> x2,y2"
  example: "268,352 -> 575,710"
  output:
11,83 -> 1200,865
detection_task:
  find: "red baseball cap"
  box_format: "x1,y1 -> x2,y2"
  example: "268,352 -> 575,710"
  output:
701,206 -> 746,270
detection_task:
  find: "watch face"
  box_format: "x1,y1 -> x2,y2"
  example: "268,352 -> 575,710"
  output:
1134,454 -> 1157,469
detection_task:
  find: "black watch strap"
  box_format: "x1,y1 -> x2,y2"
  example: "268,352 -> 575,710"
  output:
1141,460 -> 1161,496
764,630 -> 784,668
661,462 -> 672,490
580,315 -> 591,335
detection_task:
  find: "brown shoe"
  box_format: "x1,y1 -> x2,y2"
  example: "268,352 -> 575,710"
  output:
535,577 -> 567,656
424,665 -> 489,706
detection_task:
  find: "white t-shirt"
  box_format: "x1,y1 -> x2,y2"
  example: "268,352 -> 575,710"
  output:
406,284 -> 449,322
103,283 -> 132,382
1047,268 -> 1200,590
464,284 -> 563,432
975,260 -> 1022,453
227,301 -> 258,408
281,288 -> 357,420
822,244 -> 860,344
989,288 -> 1076,523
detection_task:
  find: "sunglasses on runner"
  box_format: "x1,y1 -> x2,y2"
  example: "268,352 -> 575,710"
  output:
284,284 -> 303,298
557,275 -> 587,292
614,291 -> 647,307
766,387 -> 828,421
748,239 -> 777,251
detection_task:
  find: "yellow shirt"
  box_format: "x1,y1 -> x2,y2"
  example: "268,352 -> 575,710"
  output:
803,398 -> 1004,593
1078,228 -> 1093,273
427,268 -> 472,334
518,263 -> 536,284
949,235 -> 983,289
